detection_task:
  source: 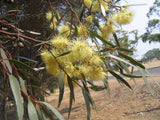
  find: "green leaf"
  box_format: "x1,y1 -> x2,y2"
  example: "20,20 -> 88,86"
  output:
67,76 -> 75,118
113,32 -> 120,47
145,69 -> 160,87
57,51 -> 71,58
122,73 -> 142,78
58,71 -> 65,108
119,62 -> 136,83
18,69 -> 38,81
74,25 -> 78,37
41,102 -> 65,120
82,88 -> 91,120
103,77 -> 110,94
138,67 -> 154,95
9,75 -> 24,120
28,99 -> 39,120
0,48 -> 12,74
9,59 -> 37,75
118,52 -> 145,69
36,104 -> 45,120
108,70 -> 132,89
116,47 -> 133,53
87,81 -> 106,91
41,105 -> 54,120
19,76 -> 28,94
88,29 -> 115,47
17,56 -> 37,63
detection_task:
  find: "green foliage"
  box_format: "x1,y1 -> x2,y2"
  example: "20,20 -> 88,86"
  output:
141,0 -> 160,43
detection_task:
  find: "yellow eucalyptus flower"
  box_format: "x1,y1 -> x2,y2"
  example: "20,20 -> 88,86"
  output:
84,0 -> 92,7
112,8 -> 134,25
46,11 -> 52,21
59,25 -> 71,36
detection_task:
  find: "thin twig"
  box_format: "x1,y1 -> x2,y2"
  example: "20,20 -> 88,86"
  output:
65,0 -> 86,38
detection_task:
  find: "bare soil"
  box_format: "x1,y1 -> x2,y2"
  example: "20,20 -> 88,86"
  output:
46,76 -> 160,120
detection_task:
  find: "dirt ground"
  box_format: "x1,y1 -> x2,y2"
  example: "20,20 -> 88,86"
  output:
46,76 -> 160,120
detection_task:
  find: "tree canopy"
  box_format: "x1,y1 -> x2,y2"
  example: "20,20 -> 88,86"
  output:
141,0 -> 160,43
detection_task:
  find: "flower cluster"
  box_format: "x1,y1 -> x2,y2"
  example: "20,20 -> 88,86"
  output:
112,7 -> 134,25
41,36 -> 106,85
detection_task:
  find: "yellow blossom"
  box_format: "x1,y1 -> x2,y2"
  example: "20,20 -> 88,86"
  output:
112,9 -> 134,25
92,0 -> 109,12
100,21 -> 114,40
50,22 -> 57,30
50,36 -> 69,49
46,11 -> 52,21
84,0 -> 92,7
70,40 -> 93,63
85,15 -> 93,23
89,55 -> 103,66
59,25 -> 71,36
87,67 -> 106,80
77,26 -> 88,37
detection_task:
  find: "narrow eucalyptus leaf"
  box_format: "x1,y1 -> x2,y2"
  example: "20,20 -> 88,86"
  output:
0,48 -> 12,74
9,59 -> 37,75
88,29 -> 115,47
41,102 -> 65,120
58,71 -> 65,108
9,75 -> 24,120
118,52 -> 145,69
145,69 -> 160,87
108,70 -> 132,89
138,67 -> 154,95
82,88 -> 91,120
19,76 -> 28,94
28,99 -> 39,120
67,76 -> 75,118
36,104 -> 45,120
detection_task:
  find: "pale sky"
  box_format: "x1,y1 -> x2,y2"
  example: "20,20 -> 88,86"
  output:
122,0 -> 160,59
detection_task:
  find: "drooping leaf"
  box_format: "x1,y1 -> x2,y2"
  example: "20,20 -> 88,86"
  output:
74,25 -> 78,37
108,70 -> 132,89
113,32 -> 120,47
106,54 -> 136,67
88,29 -> 115,47
103,77 -> 110,94
57,51 -> 71,58
27,99 -> 39,120
18,69 -> 38,81
41,105 -> 54,120
35,104 -> 45,120
116,47 -> 133,53
118,52 -> 145,69
9,75 -> 24,120
0,48 -> 12,74
82,88 -> 91,120
145,69 -> 160,87
17,56 -> 38,63
87,81 -> 106,91
138,67 -> 154,95
57,71 -> 65,108
19,76 -> 28,94
41,102 -> 65,120
122,73 -> 142,78
119,62 -> 136,83
67,75 -> 75,118
9,59 -> 37,75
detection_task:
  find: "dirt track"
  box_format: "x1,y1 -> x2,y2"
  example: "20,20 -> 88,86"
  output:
47,76 -> 160,120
